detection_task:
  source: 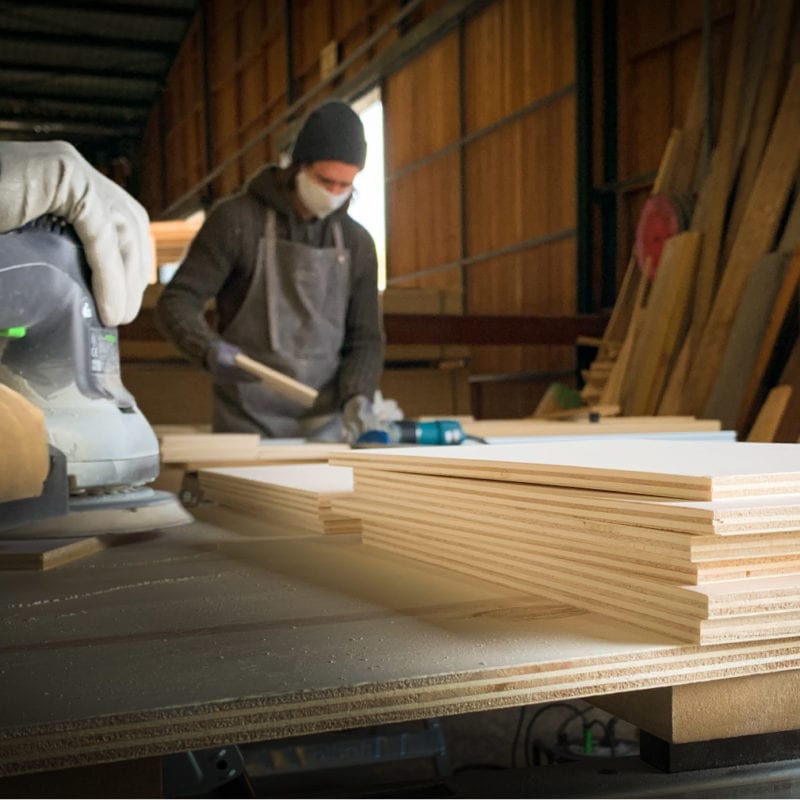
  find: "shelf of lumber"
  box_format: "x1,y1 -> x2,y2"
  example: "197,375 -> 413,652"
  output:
3,522 -> 800,777
122,308 -> 609,346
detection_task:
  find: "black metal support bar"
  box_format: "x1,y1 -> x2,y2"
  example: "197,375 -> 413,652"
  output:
285,0 -> 296,106
1,88 -> 151,109
2,0 -> 195,18
200,0 -> 215,208
0,115 -> 142,136
0,60 -> 161,82
0,29 -> 175,54
385,228 -> 577,286
458,19 -> 469,313
383,313 -> 609,345
159,0 -> 484,219
574,0 -> 593,314
640,728 -> 800,773
600,0 -> 618,309
385,83 -> 576,185
158,101 -> 169,213
702,0 -> 713,176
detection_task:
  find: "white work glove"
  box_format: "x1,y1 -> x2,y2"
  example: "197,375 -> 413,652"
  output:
0,141 -> 152,327
341,394 -> 380,444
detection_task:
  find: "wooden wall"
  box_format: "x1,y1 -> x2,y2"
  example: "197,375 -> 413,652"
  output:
139,0 -> 409,214
383,0 -> 578,416
135,0 -> 781,420
614,0 -> 736,283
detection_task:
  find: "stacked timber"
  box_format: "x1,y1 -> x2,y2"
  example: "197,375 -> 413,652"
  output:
331,439 -> 800,645
584,0 -> 800,441
158,433 -> 261,464
157,431 -> 348,466
197,463 -> 360,535
149,218 -> 202,271
457,415 -> 725,441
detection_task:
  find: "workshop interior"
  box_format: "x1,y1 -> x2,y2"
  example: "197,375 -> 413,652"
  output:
3,0 -> 800,797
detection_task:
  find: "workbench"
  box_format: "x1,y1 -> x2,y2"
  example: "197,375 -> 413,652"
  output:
3,514 -> 800,796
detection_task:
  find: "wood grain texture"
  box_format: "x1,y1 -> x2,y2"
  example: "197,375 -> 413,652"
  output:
198,464 -> 359,535
735,245 -> 800,436
747,385 -> 793,443
622,232 -> 701,415
355,516 -> 800,644
703,251 -> 790,430
331,440 -> 800,500
773,335 -> 800,443
595,670 -> 800,743
690,0 -> 753,335
0,538 -> 104,571
684,63 -> 800,413
722,0 -> 796,261
234,354 -> 318,407
4,527 -> 800,777
459,416 -> 722,440
158,433 -> 260,464
338,456 -> 800,643
350,470 -> 800,538
0,385 -> 49,503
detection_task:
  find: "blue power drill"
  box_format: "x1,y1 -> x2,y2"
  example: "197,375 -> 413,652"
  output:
356,419 -> 468,446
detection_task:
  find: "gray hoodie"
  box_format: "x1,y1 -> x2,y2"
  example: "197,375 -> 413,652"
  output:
156,164 -> 384,406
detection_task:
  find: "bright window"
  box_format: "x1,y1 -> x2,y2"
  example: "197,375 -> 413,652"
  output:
349,88 -> 386,290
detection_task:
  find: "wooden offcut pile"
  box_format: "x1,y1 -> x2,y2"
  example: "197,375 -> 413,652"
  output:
331,439 -> 800,645
583,0 -> 800,442
197,463 -> 360,535
157,430 -> 349,465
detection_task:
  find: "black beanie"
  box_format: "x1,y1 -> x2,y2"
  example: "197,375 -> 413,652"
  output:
291,100 -> 367,169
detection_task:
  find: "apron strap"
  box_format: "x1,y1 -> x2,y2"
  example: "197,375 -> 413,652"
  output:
332,219 -> 346,264
263,209 -> 277,309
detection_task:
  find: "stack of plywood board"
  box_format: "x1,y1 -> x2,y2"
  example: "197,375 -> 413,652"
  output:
457,415 -> 728,442
584,2 -> 800,441
197,464 -> 360,536
331,439 -> 800,645
158,433 -> 261,464
153,430 -> 349,496
157,431 -> 348,466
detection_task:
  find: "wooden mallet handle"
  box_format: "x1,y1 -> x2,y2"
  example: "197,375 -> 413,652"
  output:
234,354 -> 319,408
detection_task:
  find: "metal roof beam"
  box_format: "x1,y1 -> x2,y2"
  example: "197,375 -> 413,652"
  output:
2,88 -> 153,109
0,60 -> 161,82
7,1 -> 196,19
0,105 -> 147,125
0,28 -> 175,54
0,118 -> 142,138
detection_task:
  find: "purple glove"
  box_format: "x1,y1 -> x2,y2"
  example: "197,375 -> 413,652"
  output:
205,340 -> 259,383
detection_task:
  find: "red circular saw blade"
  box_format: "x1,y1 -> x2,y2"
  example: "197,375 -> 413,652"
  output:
635,194 -> 682,280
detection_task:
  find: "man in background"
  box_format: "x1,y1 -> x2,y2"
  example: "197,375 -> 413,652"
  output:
156,99 -> 384,443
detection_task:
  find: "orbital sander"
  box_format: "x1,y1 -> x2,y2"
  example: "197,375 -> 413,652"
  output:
0,216 -> 190,536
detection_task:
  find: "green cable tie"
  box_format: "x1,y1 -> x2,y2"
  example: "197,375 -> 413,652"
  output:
103,333 -> 118,343
0,326 -> 26,338
584,727 -> 593,754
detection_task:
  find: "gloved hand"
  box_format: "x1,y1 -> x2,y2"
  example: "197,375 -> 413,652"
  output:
0,140 -> 152,327
341,394 -> 380,444
205,339 -> 259,383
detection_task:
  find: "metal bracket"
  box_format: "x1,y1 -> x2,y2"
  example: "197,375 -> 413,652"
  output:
162,745 -> 246,798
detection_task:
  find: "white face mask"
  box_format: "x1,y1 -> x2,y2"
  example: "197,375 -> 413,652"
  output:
296,168 -> 351,219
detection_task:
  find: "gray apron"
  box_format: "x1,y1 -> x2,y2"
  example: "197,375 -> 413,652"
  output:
213,209 -> 351,439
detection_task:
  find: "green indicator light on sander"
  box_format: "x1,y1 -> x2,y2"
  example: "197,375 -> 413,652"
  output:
0,326 -> 26,338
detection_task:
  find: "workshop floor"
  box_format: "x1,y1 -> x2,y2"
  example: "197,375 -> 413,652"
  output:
232,701 -> 640,798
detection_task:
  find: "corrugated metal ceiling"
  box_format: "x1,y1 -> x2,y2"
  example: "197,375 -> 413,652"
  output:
0,0 -> 201,163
